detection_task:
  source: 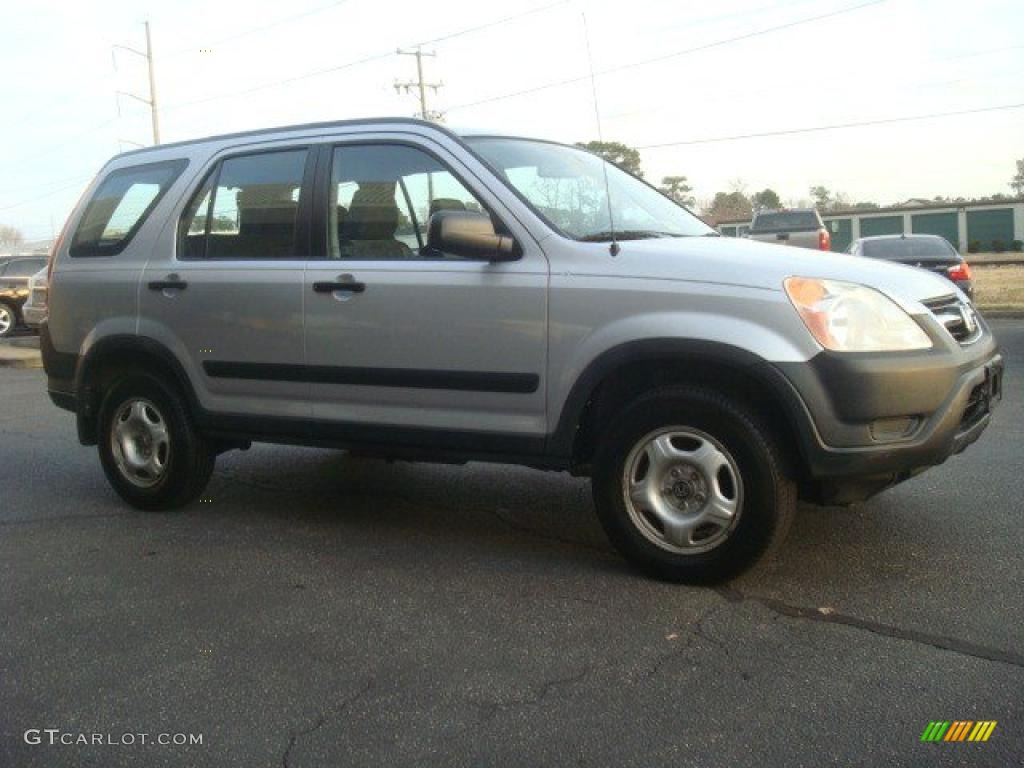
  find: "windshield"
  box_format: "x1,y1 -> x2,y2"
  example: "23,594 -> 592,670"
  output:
861,237 -> 956,261
466,137 -> 713,241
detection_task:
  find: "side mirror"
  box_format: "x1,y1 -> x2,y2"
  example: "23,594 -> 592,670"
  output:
427,210 -> 521,261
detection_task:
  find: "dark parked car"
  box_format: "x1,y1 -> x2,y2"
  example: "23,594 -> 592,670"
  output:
847,234 -> 973,299
0,256 -> 47,337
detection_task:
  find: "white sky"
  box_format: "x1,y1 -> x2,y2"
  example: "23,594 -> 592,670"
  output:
2,0 -> 1022,241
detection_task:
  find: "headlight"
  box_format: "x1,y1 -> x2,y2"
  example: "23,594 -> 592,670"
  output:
784,277 -> 932,352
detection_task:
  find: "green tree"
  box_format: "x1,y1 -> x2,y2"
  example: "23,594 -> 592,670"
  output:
751,188 -> 781,210
575,141 -> 644,177
1010,158 -> 1024,197
703,191 -> 752,224
659,175 -> 695,207
809,185 -> 831,209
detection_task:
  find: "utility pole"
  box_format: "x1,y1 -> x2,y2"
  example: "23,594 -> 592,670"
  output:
394,47 -> 443,122
113,20 -> 160,145
395,47 -> 443,203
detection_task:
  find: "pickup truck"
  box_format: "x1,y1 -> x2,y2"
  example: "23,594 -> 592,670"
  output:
747,208 -> 831,251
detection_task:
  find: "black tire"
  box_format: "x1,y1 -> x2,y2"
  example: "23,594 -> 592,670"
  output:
0,302 -> 17,338
97,372 -> 215,511
592,385 -> 796,583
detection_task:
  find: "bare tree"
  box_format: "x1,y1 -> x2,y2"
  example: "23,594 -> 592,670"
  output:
1011,158 -> 1024,197
0,225 -> 25,249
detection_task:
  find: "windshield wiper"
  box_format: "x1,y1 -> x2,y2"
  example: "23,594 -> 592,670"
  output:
578,230 -> 672,242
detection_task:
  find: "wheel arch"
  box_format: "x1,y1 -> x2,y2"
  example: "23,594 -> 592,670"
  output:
548,338 -> 817,479
74,335 -> 199,445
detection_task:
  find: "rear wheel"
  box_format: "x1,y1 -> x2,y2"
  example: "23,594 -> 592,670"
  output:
592,386 -> 795,583
0,303 -> 16,338
97,373 -> 214,510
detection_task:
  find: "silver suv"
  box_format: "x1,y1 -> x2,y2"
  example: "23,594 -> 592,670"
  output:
42,118 -> 1003,582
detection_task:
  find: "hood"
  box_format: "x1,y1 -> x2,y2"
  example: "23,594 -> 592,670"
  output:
612,236 -> 958,311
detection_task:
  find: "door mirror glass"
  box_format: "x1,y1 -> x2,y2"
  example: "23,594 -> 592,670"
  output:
427,210 -> 520,261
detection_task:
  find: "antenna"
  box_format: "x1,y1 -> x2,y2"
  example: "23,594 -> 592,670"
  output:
582,12 -> 618,257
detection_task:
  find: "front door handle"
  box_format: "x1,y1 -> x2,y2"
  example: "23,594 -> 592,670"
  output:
313,276 -> 366,294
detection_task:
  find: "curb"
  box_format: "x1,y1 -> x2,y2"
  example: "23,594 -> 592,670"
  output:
0,339 -> 42,369
979,309 -> 1024,319
0,354 -> 43,370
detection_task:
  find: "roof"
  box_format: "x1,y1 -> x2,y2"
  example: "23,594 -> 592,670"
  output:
855,233 -> 945,242
116,116 -> 460,159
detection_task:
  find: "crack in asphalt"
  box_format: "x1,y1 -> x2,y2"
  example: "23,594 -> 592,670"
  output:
219,470 -> 302,494
643,600 -> 751,681
486,506 -> 611,555
475,666 -> 591,722
0,427 -> 50,441
281,681 -> 373,768
715,586 -> 1024,669
0,511 -> 132,526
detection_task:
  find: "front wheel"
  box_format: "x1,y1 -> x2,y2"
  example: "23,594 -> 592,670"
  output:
97,373 -> 215,510
592,386 -> 795,583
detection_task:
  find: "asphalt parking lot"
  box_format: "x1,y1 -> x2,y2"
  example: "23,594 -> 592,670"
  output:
1,320 -> 1021,767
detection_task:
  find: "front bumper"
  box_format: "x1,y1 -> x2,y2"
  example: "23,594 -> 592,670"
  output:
22,304 -> 46,328
774,320 -> 1002,503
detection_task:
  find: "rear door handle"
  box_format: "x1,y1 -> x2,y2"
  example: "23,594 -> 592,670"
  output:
148,279 -> 188,291
313,278 -> 365,294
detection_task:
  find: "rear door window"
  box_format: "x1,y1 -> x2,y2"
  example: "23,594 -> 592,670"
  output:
180,149 -> 309,260
70,160 -> 186,257
862,238 -> 956,261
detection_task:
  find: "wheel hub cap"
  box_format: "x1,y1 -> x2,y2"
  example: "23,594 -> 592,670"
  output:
622,427 -> 744,554
110,398 -> 170,488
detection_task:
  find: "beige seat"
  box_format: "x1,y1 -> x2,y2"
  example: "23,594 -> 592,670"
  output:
339,182 -> 411,259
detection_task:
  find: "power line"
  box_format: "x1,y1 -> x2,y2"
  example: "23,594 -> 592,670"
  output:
603,60 -> 1024,124
160,1 -> 568,113
163,0 -> 353,57
446,0 -> 887,112
634,102 -> 1024,149
0,176 -> 94,212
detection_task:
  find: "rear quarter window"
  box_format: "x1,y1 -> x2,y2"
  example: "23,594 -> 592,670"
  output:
750,211 -> 821,232
70,159 -> 187,257
862,238 -> 955,260
2,258 -> 46,277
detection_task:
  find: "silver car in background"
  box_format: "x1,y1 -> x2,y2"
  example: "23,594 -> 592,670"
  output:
22,267 -> 49,329
747,208 -> 831,251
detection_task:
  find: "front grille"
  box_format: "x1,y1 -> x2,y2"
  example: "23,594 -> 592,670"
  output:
923,294 -> 980,344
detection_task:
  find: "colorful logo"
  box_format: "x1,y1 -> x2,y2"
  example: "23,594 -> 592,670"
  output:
921,721 -> 997,742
